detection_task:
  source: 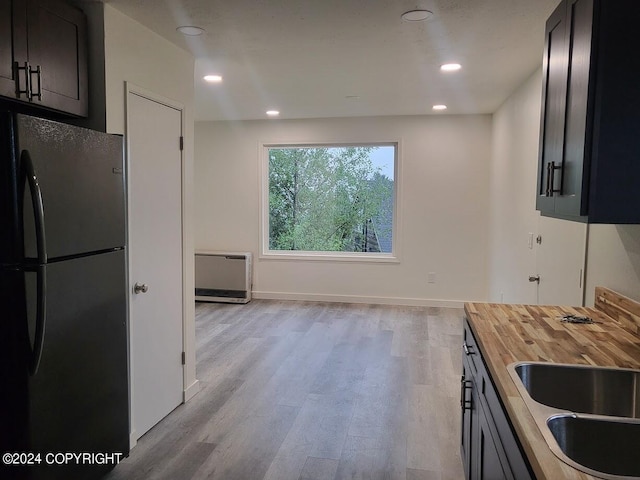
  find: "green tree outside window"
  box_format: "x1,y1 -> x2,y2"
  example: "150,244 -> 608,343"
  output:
268,145 -> 394,253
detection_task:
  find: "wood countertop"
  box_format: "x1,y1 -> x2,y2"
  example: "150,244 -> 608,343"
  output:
464,287 -> 640,480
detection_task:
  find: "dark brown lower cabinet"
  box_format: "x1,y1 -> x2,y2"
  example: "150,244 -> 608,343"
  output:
477,403 -> 510,479
461,319 -> 534,480
461,354 -> 474,479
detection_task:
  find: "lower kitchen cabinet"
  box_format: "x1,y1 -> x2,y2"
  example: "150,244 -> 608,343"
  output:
461,354 -> 474,479
477,403 -> 510,480
461,318 -> 534,480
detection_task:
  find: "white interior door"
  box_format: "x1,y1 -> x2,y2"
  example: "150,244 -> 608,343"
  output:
535,215 -> 587,306
128,91 -> 183,441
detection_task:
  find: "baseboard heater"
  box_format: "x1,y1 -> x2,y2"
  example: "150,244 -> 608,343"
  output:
195,251 -> 252,304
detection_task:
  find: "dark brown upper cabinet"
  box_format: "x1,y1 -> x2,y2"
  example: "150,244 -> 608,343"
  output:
0,0 -> 26,100
537,0 -> 640,223
0,0 -> 87,117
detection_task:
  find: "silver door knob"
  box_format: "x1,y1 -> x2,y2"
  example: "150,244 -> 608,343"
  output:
528,275 -> 540,283
134,283 -> 149,294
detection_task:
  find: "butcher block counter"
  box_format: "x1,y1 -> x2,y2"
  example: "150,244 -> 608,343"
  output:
464,287 -> 640,480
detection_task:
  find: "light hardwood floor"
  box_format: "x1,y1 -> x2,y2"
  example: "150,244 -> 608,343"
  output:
105,300 -> 465,480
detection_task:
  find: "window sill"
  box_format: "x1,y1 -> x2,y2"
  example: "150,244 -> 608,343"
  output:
259,251 -> 400,264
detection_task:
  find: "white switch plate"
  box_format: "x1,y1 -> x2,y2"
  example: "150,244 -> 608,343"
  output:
427,272 -> 436,284
527,232 -> 534,249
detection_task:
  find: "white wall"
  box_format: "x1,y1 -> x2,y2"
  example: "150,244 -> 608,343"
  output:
195,68 -> 640,308
195,115 -> 492,306
490,68 -> 640,306
103,5 -> 198,400
103,6 -> 194,136
585,225 -> 640,305
488,69 -> 541,304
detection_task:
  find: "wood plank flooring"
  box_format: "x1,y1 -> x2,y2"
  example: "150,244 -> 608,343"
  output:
105,300 -> 465,480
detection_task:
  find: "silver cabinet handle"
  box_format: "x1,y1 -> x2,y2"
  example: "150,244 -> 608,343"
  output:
15,61 -> 32,100
30,65 -> 42,101
528,275 -> 540,283
134,283 -> 149,294
460,376 -> 473,411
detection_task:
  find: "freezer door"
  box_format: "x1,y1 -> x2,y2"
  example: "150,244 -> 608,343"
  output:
24,250 -> 129,479
17,114 -> 125,260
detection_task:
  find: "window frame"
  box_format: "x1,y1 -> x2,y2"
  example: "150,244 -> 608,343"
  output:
259,141 -> 401,263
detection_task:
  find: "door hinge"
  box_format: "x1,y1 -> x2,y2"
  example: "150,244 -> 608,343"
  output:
179,136 -> 184,151
181,351 -> 186,365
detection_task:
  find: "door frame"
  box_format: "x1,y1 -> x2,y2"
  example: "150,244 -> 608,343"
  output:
124,82 -> 193,448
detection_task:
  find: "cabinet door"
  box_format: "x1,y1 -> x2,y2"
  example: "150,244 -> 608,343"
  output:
476,407 -> 511,480
25,0 -> 87,116
555,0 -> 594,218
0,0 -> 28,100
537,0 -> 569,214
461,357 -> 475,479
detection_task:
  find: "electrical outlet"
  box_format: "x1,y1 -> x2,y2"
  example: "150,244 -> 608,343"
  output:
427,272 -> 436,284
500,292 -> 504,302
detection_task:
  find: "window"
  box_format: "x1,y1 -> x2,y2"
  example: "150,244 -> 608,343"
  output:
262,143 -> 397,260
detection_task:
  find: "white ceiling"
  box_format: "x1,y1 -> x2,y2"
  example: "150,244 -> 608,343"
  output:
100,0 -> 559,121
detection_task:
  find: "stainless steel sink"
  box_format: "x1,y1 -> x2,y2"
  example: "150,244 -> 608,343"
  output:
513,362 -> 640,418
508,362 -> 640,480
547,414 -> 640,478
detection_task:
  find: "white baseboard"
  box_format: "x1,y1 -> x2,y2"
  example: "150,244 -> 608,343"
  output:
252,290 -> 465,308
183,379 -> 200,403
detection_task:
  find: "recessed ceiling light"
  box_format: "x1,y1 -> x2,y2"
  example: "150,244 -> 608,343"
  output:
203,75 -> 223,83
401,9 -> 433,22
441,63 -> 462,72
433,105 -> 447,111
266,110 -> 280,117
177,26 -> 205,36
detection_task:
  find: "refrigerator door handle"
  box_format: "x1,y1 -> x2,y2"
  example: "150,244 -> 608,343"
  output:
28,264 -> 47,376
21,150 -> 48,375
21,150 -> 47,263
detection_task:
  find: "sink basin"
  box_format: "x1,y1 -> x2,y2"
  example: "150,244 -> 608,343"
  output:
513,362 -> 640,418
547,414 -> 640,478
508,362 -> 640,479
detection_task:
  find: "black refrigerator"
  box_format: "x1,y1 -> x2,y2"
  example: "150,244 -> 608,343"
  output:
0,112 -> 129,479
